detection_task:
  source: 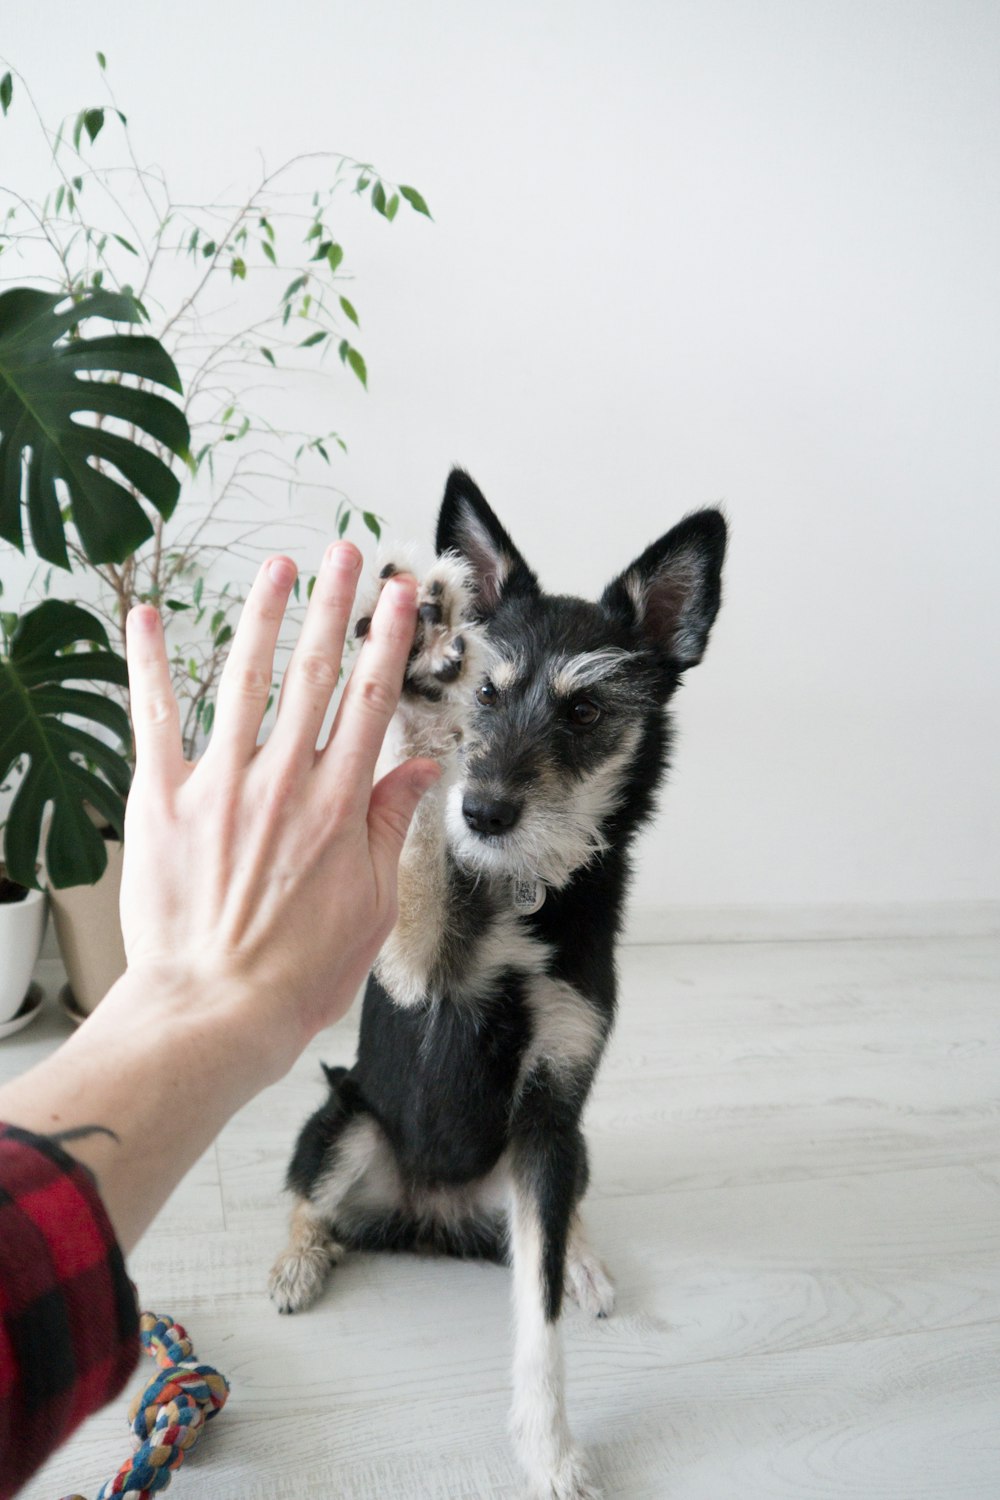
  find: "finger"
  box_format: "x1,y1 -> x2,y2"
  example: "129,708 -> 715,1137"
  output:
321,573 -> 418,794
367,758 -> 442,871
269,541 -> 362,759
126,605 -> 185,786
207,555 -> 297,764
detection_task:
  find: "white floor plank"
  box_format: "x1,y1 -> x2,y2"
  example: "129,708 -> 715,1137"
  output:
5,928 -> 999,1498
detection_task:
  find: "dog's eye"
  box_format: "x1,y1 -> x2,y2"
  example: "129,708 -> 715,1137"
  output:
570,699 -> 601,727
477,682 -> 498,706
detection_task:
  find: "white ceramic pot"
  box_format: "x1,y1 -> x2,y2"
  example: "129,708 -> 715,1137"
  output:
48,836 -> 127,1015
0,882 -> 48,1023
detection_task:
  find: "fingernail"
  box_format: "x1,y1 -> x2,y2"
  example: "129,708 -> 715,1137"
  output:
387,576 -> 416,603
269,558 -> 296,588
326,541 -> 361,571
129,604 -> 158,632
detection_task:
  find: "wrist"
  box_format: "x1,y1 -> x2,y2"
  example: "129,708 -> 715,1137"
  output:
97,959 -> 303,1094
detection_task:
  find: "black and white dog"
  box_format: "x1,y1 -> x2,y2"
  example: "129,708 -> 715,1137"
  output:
269,471 -> 726,1498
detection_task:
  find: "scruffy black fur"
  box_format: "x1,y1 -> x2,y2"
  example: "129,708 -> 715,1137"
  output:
271,470 -> 726,1500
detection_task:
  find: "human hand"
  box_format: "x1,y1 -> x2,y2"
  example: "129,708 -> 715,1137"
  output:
119,541 -> 438,1076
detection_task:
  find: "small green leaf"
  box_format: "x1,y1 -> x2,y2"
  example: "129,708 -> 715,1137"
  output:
0,73 -> 12,116
210,609 -> 225,635
202,239 -> 217,257
325,242 -> 344,274
96,51 -> 107,69
306,221 -> 323,241
113,233 -> 138,255
231,256 -> 247,280
399,185 -> 432,218
193,578 -> 204,608
292,576 -> 301,602
339,295 -> 359,326
314,439 -> 330,463
83,108 -> 104,145
386,193 -> 399,222
338,338 -> 349,364
202,701 -> 215,735
306,574 -> 316,600
261,240 -> 276,265
214,624 -> 233,649
55,185 -> 65,215
282,274 -> 308,301
371,180 -> 387,216
260,346 -> 276,366
188,658 -> 198,680
338,511 -> 350,538
362,511 -> 381,539
347,347 -> 367,388
165,599 -> 191,611
299,330 -> 327,348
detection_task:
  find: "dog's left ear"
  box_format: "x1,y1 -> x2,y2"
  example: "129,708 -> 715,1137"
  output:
601,509 -> 727,669
436,469 -> 539,617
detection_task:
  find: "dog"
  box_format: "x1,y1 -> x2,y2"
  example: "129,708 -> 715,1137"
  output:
269,470 -> 726,1498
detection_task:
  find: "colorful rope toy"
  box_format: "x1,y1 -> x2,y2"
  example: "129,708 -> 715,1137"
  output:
61,1312 -> 229,1500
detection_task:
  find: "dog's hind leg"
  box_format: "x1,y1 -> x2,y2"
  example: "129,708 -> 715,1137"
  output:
565,1213 -> 615,1320
268,1194 -> 343,1315
269,1082 -> 402,1313
508,1071 -> 602,1500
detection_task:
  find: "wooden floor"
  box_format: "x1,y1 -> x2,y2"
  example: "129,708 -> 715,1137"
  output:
9,924 -> 1000,1499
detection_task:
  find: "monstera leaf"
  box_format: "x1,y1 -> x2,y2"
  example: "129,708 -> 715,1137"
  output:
0,287 -> 191,568
0,599 -> 132,889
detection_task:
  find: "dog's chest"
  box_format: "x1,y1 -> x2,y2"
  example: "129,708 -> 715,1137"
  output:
354,971 -> 534,1186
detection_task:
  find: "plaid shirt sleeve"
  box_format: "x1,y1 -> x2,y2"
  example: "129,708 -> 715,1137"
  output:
0,1123 -> 139,1499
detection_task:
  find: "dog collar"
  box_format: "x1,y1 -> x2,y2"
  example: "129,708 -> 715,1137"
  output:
512,876 -> 546,915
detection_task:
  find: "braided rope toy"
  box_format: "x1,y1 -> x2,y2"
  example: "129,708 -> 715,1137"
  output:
61,1312 -> 230,1500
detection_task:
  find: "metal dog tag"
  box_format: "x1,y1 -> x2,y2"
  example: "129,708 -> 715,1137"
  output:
512,876 -> 546,915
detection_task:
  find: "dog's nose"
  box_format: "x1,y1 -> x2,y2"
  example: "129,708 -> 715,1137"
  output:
462,792 -> 521,837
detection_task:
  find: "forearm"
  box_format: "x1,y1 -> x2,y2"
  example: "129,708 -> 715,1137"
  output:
0,964 -> 291,1254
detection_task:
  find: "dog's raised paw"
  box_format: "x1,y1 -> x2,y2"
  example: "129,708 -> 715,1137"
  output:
355,555 -> 479,703
402,556 -> 479,704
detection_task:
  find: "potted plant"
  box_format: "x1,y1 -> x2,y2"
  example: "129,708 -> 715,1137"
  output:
0,863 -> 47,1031
0,56 -> 430,1012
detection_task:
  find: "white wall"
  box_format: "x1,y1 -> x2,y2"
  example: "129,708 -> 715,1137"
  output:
2,0 -> 998,911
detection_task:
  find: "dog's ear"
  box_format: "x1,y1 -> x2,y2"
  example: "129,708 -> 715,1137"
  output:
601,509 -> 727,669
436,469 -> 539,617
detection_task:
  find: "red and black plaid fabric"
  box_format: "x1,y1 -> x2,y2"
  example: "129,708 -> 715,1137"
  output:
0,1123 -> 139,1499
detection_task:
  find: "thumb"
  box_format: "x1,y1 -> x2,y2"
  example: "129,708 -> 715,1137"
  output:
367,758 -> 442,866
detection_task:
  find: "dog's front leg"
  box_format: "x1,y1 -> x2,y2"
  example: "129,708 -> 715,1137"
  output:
508,1072 -> 601,1500
361,556 -> 480,1008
